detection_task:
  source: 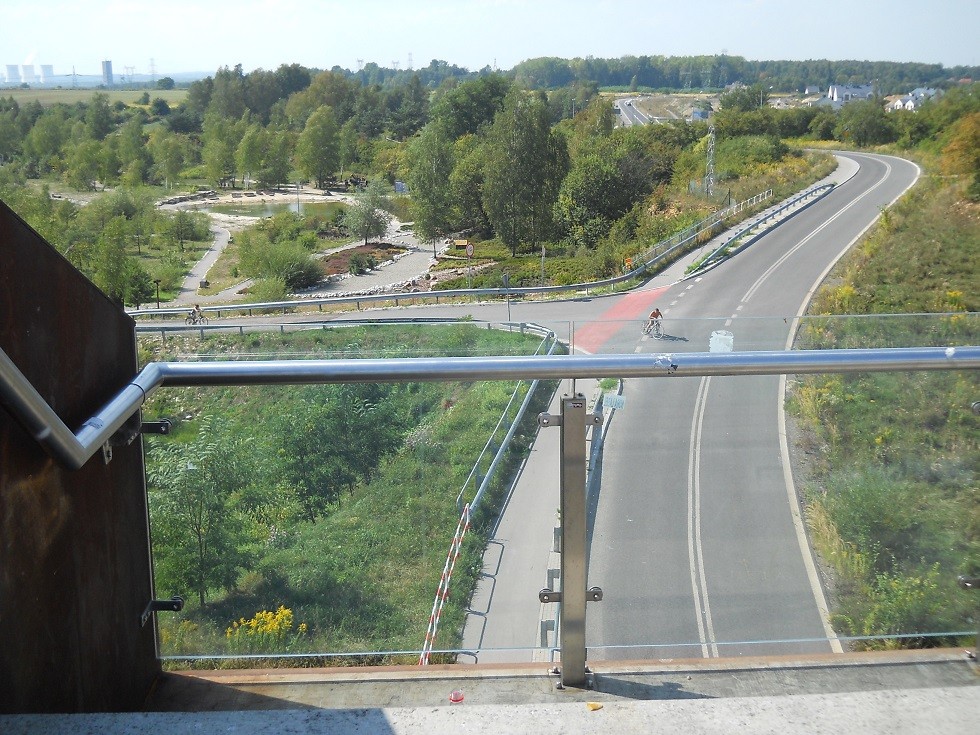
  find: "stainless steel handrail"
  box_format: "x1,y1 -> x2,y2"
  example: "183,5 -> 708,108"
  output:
2,345 -> 978,470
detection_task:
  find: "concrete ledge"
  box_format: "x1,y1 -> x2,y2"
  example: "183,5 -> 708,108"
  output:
3,650 -> 978,733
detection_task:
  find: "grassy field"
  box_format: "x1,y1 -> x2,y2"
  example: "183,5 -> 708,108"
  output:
0,87 -> 188,107
789,170 -> 979,649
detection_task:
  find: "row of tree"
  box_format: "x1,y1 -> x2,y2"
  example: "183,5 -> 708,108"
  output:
3,59 -> 976,308
509,54 -> 978,96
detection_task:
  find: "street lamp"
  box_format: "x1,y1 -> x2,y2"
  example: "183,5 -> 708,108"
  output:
760,85 -> 773,108
153,278 -> 161,308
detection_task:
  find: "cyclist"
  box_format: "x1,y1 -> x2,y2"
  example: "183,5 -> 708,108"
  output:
189,304 -> 204,324
644,308 -> 663,334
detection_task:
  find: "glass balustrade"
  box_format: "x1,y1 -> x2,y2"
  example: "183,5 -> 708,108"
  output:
137,314 -> 979,668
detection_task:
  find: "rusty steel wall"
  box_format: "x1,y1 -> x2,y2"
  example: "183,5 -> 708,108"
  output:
0,199 -> 159,712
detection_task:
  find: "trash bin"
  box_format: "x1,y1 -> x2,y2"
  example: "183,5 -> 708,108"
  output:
199,279 -> 209,288
709,330 -> 734,352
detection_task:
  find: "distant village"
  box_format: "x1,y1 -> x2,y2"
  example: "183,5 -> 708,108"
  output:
776,83 -> 941,112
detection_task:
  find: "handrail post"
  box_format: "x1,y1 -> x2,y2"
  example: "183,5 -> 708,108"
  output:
558,394 -> 589,687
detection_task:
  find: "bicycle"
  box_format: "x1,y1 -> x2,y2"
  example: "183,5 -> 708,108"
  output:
642,319 -> 663,339
185,313 -> 209,325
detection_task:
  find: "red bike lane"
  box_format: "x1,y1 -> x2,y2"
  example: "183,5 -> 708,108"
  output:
572,285 -> 671,354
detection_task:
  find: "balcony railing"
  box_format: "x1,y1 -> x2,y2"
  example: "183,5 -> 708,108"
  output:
1,315 -> 977,690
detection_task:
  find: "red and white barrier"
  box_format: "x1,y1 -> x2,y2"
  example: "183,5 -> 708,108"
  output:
420,504 -> 472,665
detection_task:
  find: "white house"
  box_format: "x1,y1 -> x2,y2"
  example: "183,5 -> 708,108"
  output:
827,84 -> 875,102
888,87 -> 941,112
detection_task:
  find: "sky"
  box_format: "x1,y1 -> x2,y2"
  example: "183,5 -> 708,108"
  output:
1,0 -> 977,79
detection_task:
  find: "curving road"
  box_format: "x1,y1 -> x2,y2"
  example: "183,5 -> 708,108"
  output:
583,152 -> 921,659
444,152 -> 919,661
149,152 -> 922,661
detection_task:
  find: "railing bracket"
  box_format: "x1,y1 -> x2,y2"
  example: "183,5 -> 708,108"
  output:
538,412 -> 562,427
141,596 -> 184,627
141,420 -> 172,435
538,586 -> 602,603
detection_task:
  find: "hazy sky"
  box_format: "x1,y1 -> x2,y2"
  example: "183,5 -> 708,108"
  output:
2,0 -> 977,78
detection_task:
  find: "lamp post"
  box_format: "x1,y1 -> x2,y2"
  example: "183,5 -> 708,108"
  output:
153,278 -> 161,309
760,85 -> 773,109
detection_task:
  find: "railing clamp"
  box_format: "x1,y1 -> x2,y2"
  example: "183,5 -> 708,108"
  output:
141,596 -> 184,627
538,413 -> 562,427
538,586 -> 603,603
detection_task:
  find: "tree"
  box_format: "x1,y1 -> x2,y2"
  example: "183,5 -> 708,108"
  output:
156,76 -> 176,90
340,178 -> 393,244
406,119 -> 456,244
23,108 -> 69,172
64,139 -> 101,190
126,262 -> 155,308
202,113 -> 239,186
150,98 -> 171,117
295,105 -> 339,188
148,128 -> 186,189
273,385 -> 401,522
449,134 -> 491,236
118,114 -> 151,186
389,73 -> 429,140
431,74 -> 512,140
91,215 -> 131,304
235,123 -> 265,189
553,133 -> 659,251
482,91 -> 568,256
338,118 -> 360,176
85,92 -> 114,140
146,418 -> 252,607
835,100 -> 897,147
208,64 -> 247,120
257,129 -> 292,189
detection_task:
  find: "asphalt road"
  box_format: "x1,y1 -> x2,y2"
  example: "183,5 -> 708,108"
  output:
392,152 -> 920,661
585,152 -> 921,660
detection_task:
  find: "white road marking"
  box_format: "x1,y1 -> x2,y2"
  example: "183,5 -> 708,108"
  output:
741,165 -> 891,303
688,376 -> 718,657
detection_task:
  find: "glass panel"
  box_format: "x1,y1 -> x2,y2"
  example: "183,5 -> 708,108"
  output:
139,314 -> 978,667
141,322 -> 564,665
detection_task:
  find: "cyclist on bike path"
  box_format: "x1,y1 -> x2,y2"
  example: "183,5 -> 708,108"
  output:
645,308 -> 663,332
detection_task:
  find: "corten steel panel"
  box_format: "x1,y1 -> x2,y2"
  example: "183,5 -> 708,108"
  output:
0,199 -> 159,712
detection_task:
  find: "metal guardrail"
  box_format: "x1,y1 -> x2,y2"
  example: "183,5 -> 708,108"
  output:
134,317 -> 556,342
456,327 -> 562,514
129,189 -> 783,321
691,184 -> 835,275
